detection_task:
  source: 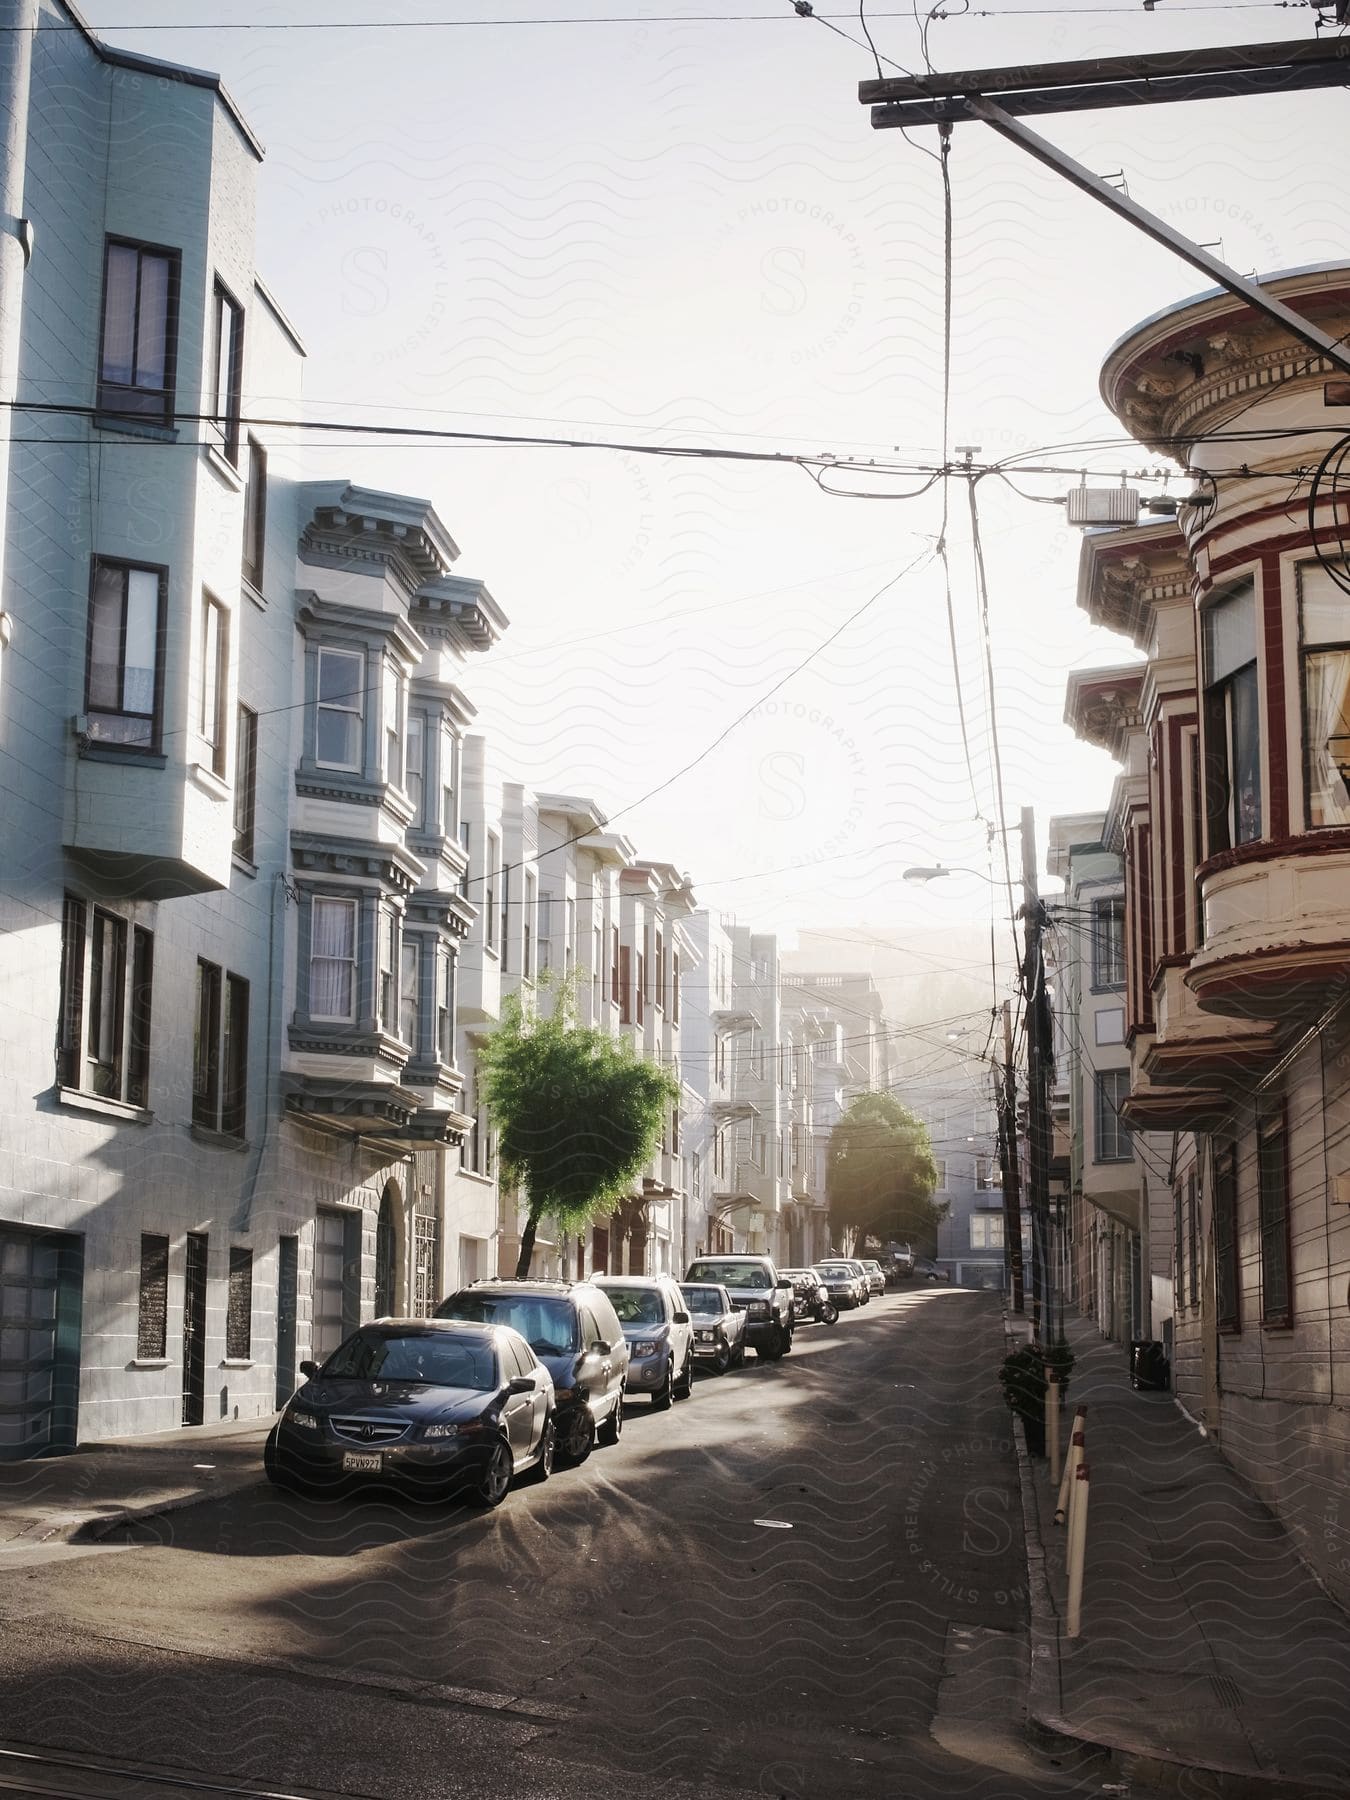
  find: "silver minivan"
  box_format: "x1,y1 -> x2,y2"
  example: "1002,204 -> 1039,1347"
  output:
594,1276 -> 695,1409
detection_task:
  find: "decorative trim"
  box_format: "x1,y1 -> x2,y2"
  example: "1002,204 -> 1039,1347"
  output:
290,831 -> 424,895
1197,828 -> 1350,882
53,1085 -> 153,1125
203,443 -> 244,492
189,1123 -> 249,1153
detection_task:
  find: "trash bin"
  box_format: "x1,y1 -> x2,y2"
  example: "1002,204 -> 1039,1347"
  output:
1129,1339 -> 1170,1391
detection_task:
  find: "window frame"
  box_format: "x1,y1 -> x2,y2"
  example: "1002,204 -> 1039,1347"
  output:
404,710 -> 426,826
233,703 -> 258,864
309,895 -> 359,1025
242,436 -> 267,589
485,833 -> 499,952
97,236 -> 181,425
85,558 -> 168,753
137,1234 -> 171,1359
399,934 -> 421,1054
209,279 -> 244,466
524,870 -> 536,980
59,898 -> 154,1107
200,591 -> 229,777
1213,1138 -> 1240,1332
314,645 -> 366,772
226,1246 -> 253,1360
1297,561 -> 1350,831
1093,1068 -> 1133,1164
1201,578 -> 1262,856
437,946 -> 456,1066
1090,897 -> 1126,991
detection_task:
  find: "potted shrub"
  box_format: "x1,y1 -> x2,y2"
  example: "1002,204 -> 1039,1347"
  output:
999,1345 -> 1048,1457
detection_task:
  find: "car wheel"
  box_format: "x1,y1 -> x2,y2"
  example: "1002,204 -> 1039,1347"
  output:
598,1392 -> 624,1446
674,1349 -> 694,1399
559,1407 -> 596,1465
821,1301 -> 839,1326
263,1431 -> 303,1495
780,1324 -> 793,1356
469,1437 -> 514,1509
522,1419 -> 555,1485
712,1339 -> 732,1375
756,1325 -> 786,1362
651,1357 -> 674,1410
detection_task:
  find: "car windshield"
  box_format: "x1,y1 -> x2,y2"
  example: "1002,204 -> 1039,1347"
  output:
680,1286 -> 724,1314
687,1261 -> 769,1290
817,1266 -> 850,1279
439,1294 -> 578,1358
607,1288 -> 665,1325
321,1331 -> 497,1390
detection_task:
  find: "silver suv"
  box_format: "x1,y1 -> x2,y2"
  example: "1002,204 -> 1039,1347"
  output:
682,1255 -> 795,1360
594,1276 -> 694,1409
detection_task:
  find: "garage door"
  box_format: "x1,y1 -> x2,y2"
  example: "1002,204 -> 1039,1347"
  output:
0,1228 -> 81,1458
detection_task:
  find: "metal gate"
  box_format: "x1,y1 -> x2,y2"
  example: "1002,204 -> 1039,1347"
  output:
412,1214 -> 439,1318
181,1233 -> 208,1427
313,1209 -> 361,1363
0,1228 -> 81,1457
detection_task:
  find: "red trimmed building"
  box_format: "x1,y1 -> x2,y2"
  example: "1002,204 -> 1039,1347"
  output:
1067,264 -> 1350,1605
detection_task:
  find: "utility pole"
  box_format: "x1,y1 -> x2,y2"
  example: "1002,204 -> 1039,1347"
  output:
1020,807 -> 1055,1344
857,37 -> 1350,382
997,999 -> 1025,1313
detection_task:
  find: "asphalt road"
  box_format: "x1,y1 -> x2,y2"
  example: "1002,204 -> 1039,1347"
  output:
0,1290 -> 1111,1800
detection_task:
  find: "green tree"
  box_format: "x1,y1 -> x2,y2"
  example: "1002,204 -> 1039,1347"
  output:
826,1092 -> 943,1250
477,975 -> 679,1278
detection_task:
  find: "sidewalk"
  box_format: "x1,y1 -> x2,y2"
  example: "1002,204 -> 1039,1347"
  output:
0,1416 -> 272,1555
1009,1313 -> 1350,1799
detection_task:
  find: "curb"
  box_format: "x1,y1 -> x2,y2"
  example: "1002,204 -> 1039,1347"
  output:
1001,1309 -> 1350,1800
67,1471 -> 262,1544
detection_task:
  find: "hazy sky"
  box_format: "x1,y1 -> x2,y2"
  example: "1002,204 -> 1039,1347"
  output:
83,0 -> 1350,951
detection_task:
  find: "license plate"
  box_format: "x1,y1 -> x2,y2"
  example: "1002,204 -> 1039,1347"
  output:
342,1451 -> 382,1473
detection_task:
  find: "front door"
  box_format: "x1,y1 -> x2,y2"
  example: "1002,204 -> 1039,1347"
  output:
181,1233 -> 208,1427
313,1209 -> 360,1364
275,1235 -> 298,1408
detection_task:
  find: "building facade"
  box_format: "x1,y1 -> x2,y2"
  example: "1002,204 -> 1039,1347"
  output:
1064,262 -> 1350,1604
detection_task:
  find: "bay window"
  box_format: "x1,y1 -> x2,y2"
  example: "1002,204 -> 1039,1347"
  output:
404,712 -> 425,824
310,898 -> 357,1022
1300,563 -> 1350,829
98,239 -> 179,424
1202,579 -> 1262,853
399,937 -> 420,1052
315,648 -> 364,770
86,560 -> 165,750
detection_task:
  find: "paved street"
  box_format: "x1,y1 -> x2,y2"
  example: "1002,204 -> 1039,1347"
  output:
0,1290 -> 1103,1800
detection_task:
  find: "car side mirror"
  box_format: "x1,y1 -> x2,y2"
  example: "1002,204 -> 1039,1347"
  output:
776,1279 -> 793,1290
593,1340 -> 611,1355
673,1310 -> 690,1325
298,1360 -> 319,1379
506,1376 -> 536,1395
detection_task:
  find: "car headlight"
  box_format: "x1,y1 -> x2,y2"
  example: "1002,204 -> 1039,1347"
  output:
747,1301 -> 770,1318
287,1409 -> 319,1431
424,1420 -> 487,1440
631,1339 -> 660,1357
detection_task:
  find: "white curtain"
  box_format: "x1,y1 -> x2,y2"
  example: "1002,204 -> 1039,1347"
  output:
311,899 -> 355,1019
1306,650 -> 1350,827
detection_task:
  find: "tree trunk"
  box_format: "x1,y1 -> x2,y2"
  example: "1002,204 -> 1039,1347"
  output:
515,1212 -> 539,1280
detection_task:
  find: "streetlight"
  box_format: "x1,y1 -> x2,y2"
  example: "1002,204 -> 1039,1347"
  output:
902,864 -> 1002,884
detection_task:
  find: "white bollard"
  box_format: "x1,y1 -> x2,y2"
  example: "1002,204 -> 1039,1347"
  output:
1046,1378 -> 1060,1480
1065,1463 -> 1091,1639
1054,1404 -> 1087,1526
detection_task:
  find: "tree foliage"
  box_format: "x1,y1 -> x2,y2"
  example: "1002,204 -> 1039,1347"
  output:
825,1092 -> 943,1249
476,975 -> 680,1277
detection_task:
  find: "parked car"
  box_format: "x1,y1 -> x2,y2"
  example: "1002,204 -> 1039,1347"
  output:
839,1259 -> 873,1305
594,1275 -> 694,1408
434,1279 -> 627,1465
859,1259 -> 887,1297
263,1318 -> 554,1507
887,1243 -> 915,1281
814,1261 -> 865,1311
912,1256 -> 949,1283
683,1254 -> 795,1359
779,1268 -> 836,1325
679,1281 -> 748,1374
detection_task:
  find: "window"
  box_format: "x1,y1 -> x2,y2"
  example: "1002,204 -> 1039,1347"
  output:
242,437 -> 267,588
672,1104 -> 680,1154
458,821 -> 471,898
310,897 -> 357,1022
500,862 -> 511,973
655,930 -> 665,1010
1203,580 -> 1262,853
524,872 -> 536,979
1188,1169 -> 1201,1309
233,704 -> 258,863
619,945 -> 632,1023
98,239 -> 179,423
611,926 -> 620,1004
441,726 -> 458,837
485,834 -> 499,950
1214,1139 -> 1240,1331
437,949 -> 456,1065
1094,1069 -> 1132,1163
970,1215 -> 1004,1250
86,560 -> 165,749
1258,1104 -> 1292,1327
58,898 -> 154,1105
404,713 -> 425,824
672,952 -> 680,1024
137,1235 -> 170,1359
209,281 -> 244,464
566,898 -> 575,973
713,1129 -> 725,1178
933,1159 -> 948,1190
200,592 -> 228,776
1091,898 -> 1126,989
593,925 -> 602,991
1300,565 -> 1350,829
400,937 -> 420,1052
975,1156 -> 1000,1190
193,961 -> 248,1137
1174,1180 -> 1185,1301
752,1030 -> 765,1078
226,1247 -> 253,1360
377,909 -> 397,1033
384,664 -> 402,788
636,952 -> 645,1025
538,893 -> 554,975
315,648 -> 364,770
